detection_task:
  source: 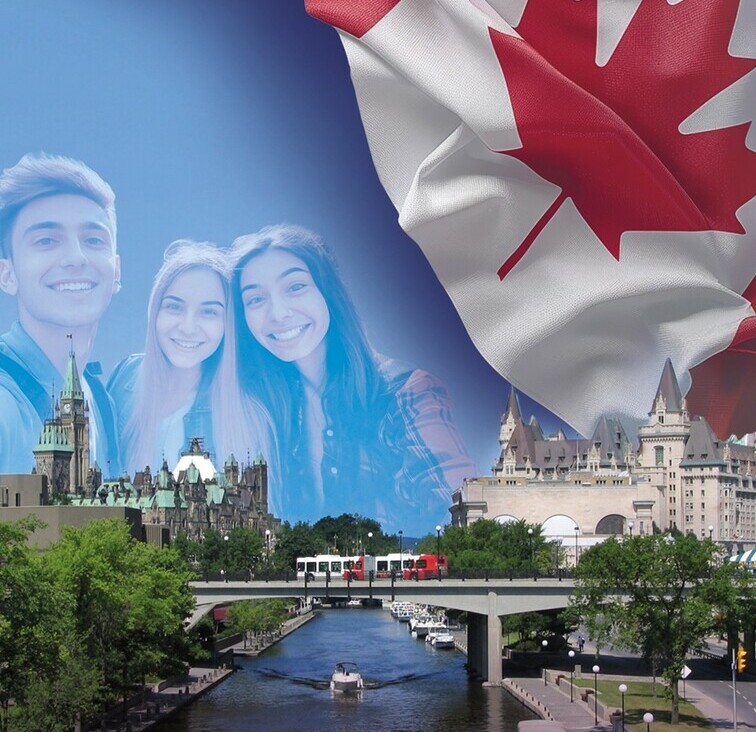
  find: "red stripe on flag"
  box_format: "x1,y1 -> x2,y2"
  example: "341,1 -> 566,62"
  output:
497,190 -> 566,281
688,311 -> 756,440
305,0 -> 400,38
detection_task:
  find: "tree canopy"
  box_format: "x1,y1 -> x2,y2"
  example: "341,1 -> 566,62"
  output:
572,533 -> 755,724
273,514 -> 399,569
44,519 -> 195,725
416,519 -> 554,574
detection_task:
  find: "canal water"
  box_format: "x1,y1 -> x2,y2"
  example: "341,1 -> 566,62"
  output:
157,607 -> 537,732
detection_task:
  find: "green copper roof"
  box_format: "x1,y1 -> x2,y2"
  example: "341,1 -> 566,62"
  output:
61,351 -> 85,400
155,488 -> 187,509
225,454 -> 238,467
205,484 -> 225,506
34,420 -> 74,453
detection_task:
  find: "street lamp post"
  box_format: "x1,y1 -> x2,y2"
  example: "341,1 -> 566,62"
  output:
643,712 -> 654,732
592,664 -> 600,725
628,520 -> 634,536
528,527 -> 534,573
265,529 -> 271,562
367,531 -> 373,554
398,530 -> 403,579
223,534 -> 230,580
708,525 -> 714,540
542,639 -> 548,685
435,525 -> 442,582
618,684 -> 627,729
573,526 -> 579,568
554,539 -> 560,578
568,650 -> 575,702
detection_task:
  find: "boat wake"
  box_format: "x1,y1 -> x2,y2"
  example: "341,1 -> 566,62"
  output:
254,668 -> 435,690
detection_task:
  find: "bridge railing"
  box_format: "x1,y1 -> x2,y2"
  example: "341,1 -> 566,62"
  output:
196,567 -> 576,583
447,567 -> 575,581
200,570 -> 299,583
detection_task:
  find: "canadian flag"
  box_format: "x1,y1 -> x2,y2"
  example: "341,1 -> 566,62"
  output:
306,0 -> 755,439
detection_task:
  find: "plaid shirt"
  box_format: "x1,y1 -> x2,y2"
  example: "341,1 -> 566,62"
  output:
313,361 -> 477,535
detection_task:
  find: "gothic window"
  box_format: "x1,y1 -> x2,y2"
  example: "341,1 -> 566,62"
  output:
655,446 -> 664,466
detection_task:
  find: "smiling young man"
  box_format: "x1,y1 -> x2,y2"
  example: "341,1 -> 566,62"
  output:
0,153 -> 121,476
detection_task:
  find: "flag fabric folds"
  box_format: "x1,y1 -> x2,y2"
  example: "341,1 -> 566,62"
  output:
306,0 -> 755,439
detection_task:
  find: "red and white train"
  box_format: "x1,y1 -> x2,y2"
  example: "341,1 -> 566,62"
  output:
295,552 -> 449,581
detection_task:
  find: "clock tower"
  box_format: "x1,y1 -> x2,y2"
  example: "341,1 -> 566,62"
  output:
33,413 -> 74,502
59,349 -> 90,493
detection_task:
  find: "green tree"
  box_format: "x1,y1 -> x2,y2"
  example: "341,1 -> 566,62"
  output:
502,611 -> 551,646
273,521 -> 326,569
44,520 -> 195,723
11,639 -> 101,732
198,528 -> 225,574
226,599 -> 291,647
312,514 -> 393,555
0,518 -> 79,732
415,519 -> 551,573
572,533 -> 754,724
224,527 -> 264,576
172,530 -> 201,567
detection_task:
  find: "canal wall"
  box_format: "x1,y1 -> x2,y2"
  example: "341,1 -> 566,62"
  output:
232,605 -> 317,656
91,605 -> 316,730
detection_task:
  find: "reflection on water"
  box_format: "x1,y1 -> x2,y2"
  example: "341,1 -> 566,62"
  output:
156,608 -> 537,732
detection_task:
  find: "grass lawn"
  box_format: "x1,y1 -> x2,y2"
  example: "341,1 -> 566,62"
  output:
573,678 -> 716,731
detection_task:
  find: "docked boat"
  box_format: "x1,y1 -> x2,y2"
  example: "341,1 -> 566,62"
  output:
346,599 -> 363,608
430,632 -> 456,649
390,601 -> 414,618
410,615 -> 437,638
330,662 -> 364,692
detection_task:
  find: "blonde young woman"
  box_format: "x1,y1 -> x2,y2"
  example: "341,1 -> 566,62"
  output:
109,240 -> 269,474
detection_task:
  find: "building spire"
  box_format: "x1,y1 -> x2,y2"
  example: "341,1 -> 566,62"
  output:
504,385 -> 522,423
61,347 -> 84,401
651,358 -> 684,413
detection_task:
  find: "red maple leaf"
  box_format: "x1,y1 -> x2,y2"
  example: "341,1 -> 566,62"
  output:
493,0 -> 755,280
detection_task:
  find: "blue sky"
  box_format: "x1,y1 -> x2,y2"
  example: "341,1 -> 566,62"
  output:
0,0 -> 577,478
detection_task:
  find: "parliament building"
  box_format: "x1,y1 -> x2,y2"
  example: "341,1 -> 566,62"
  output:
26,351 -> 279,545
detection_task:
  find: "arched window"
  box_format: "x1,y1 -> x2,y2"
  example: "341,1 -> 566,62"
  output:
655,446 -> 664,466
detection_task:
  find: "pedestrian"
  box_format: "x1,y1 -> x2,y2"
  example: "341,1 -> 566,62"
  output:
578,634 -> 585,652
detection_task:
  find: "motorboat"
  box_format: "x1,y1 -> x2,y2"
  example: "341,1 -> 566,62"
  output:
391,603 -> 414,622
330,662 -> 364,692
390,601 -> 414,618
346,599 -> 363,608
410,615 -> 437,638
430,632 -> 456,649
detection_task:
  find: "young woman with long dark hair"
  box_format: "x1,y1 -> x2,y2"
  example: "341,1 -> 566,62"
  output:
232,224 -> 475,532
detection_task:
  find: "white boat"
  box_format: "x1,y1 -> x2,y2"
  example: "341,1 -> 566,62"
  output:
330,662 -> 364,692
410,615 -> 437,638
393,604 -> 414,622
430,632 -> 456,649
346,599 -> 363,608
390,601 -> 414,618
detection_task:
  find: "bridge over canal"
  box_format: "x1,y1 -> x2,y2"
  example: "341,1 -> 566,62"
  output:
190,578 -> 577,684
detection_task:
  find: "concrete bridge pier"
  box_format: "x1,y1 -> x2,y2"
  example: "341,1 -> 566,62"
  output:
466,592 -> 503,685
467,612 -> 486,679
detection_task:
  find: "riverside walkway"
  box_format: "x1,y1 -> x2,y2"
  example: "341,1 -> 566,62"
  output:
92,607 -> 315,731
497,635 -> 740,732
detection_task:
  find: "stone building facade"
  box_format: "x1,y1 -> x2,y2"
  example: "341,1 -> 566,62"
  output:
21,355 -> 281,544
451,360 -> 755,560
69,438 -> 279,543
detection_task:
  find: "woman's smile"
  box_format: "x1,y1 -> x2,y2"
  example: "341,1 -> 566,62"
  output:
241,249 -> 330,376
